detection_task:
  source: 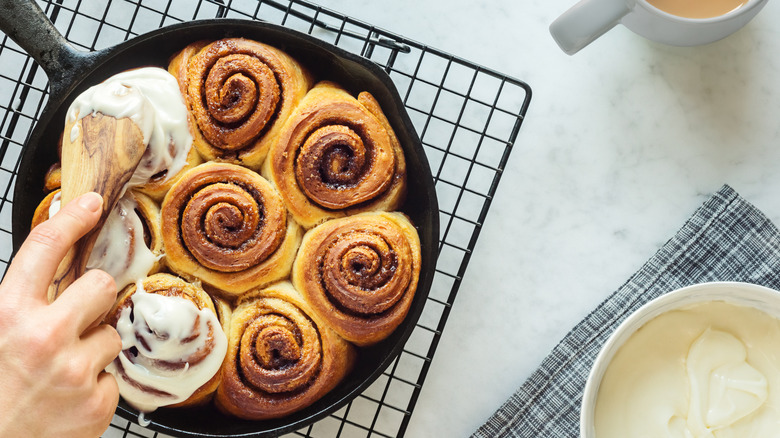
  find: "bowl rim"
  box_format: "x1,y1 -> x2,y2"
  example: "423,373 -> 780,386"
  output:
579,280 -> 780,437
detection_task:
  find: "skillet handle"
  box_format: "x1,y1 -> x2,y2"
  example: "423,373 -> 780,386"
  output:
0,0 -> 93,97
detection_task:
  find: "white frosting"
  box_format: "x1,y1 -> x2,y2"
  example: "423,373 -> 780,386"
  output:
48,191 -> 61,219
56,67 -> 192,292
62,67 -> 222,419
86,196 -> 158,291
595,301 -> 780,438
105,289 -> 228,413
47,194 -> 157,291
66,67 -> 192,187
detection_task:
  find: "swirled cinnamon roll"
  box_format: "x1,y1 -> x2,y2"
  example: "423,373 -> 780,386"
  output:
262,81 -> 407,228
169,38 -> 311,169
104,273 -> 230,412
161,162 -> 302,298
215,281 -> 356,420
291,212 -> 421,346
32,189 -> 164,293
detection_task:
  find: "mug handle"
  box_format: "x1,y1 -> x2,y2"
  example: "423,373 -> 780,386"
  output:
549,0 -> 631,55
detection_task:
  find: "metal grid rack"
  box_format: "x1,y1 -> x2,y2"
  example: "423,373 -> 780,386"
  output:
0,0 -> 532,437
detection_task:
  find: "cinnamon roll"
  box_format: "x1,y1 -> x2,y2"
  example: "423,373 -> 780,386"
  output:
215,281 -> 356,420
44,163 -> 61,192
133,142 -> 203,202
32,189 -> 164,294
169,38 -> 311,169
262,81 -> 407,228
291,212 -> 421,346
161,162 -> 302,298
31,189 -> 61,230
104,273 -> 230,412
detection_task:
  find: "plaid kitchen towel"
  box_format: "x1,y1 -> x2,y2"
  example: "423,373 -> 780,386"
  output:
471,184 -> 780,438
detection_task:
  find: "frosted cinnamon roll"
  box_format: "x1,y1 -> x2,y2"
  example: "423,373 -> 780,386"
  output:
104,273 -> 230,412
215,281 -> 356,420
262,81 -> 407,228
133,142 -> 202,202
32,190 -> 163,294
169,38 -> 311,169
291,212 -> 421,346
161,162 -> 302,298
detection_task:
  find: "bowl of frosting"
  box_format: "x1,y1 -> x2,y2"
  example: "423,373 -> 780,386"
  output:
581,281 -> 780,437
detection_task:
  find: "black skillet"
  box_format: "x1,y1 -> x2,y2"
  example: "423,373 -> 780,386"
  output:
1,0 -> 439,436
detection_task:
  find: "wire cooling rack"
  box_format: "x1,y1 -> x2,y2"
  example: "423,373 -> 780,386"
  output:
0,0 -> 531,436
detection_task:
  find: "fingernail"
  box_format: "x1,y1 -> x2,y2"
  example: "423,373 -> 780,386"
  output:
77,192 -> 103,213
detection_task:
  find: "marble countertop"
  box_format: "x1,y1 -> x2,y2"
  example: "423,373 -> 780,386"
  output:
312,0 -> 780,436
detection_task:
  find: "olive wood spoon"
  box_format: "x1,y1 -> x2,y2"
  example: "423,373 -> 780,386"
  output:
47,112 -> 146,302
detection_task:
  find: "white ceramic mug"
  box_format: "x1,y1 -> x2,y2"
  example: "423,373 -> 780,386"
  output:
549,0 -> 768,55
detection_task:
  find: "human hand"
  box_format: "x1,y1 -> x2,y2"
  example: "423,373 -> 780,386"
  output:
0,192 -> 121,438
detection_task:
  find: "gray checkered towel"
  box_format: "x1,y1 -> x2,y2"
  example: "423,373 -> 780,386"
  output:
471,184 -> 780,438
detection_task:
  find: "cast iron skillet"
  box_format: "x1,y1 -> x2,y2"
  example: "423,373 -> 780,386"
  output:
1,1 -> 439,436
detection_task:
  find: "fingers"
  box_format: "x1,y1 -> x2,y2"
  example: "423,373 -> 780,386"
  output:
55,269 -> 117,335
80,324 -> 122,373
6,192 -> 103,301
96,371 -> 120,412
91,371 -> 120,434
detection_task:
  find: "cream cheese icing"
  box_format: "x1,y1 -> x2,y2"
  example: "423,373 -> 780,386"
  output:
48,194 -> 157,291
66,66 -> 192,187
104,288 -> 228,413
57,67 -> 192,290
594,301 -> 780,438
61,67 -> 224,417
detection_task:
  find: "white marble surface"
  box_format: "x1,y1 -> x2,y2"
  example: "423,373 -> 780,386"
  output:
311,0 -> 780,437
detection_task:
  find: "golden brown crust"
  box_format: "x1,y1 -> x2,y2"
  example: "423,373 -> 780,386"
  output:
132,190 -> 165,274
291,212 -> 421,346
31,189 -> 60,230
44,163 -> 62,192
170,38 -> 312,169
168,40 -> 210,97
161,162 -> 302,298
262,81 -> 407,228
215,281 -> 356,420
104,273 -> 229,408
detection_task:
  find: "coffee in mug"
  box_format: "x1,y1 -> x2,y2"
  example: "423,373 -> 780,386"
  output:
646,0 -> 750,19
549,0 -> 768,55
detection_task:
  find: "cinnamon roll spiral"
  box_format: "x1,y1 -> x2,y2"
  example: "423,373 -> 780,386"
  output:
169,38 -> 311,169
291,212 -> 421,346
215,281 -> 356,420
262,81 -> 407,228
104,273 -> 230,412
161,162 -> 302,297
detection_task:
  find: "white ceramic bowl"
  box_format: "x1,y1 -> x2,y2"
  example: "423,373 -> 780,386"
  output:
580,281 -> 780,437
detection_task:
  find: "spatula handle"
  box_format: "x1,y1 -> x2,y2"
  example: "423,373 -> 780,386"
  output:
48,113 -> 145,301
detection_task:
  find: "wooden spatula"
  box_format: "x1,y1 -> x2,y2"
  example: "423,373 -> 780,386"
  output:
47,112 -> 146,302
